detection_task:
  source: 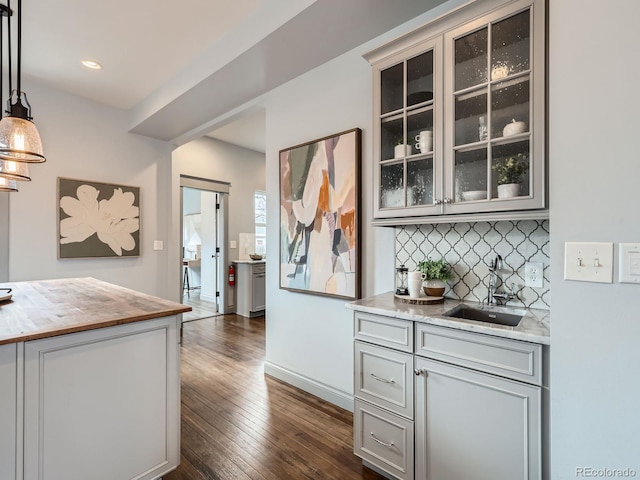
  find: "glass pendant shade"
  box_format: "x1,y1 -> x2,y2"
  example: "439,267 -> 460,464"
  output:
0,176 -> 18,191
0,157 -> 30,180
0,116 -> 45,163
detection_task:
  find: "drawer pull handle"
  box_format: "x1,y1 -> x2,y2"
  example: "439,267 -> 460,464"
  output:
370,373 -> 395,384
370,432 -> 394,448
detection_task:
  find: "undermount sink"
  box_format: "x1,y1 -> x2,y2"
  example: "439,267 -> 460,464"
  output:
443,305 -> 524,327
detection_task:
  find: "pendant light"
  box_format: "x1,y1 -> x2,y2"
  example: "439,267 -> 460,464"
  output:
0,176 -> 17,191
0,0 -> 45,166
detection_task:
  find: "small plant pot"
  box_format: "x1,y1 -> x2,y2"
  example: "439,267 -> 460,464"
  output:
394,144 -> 412,159
423,279 -> 446,297
497,183 -> 521,198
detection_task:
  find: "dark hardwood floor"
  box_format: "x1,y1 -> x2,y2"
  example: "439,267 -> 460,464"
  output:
164,314 -> 386,480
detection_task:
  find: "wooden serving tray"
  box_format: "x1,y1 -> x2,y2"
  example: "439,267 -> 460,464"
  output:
394,294 -> 444,305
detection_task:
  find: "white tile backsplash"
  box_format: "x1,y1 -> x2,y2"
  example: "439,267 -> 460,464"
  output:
396,220 -> 550,310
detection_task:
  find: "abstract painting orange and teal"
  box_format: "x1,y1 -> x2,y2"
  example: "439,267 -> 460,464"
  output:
279,128 -> 360,299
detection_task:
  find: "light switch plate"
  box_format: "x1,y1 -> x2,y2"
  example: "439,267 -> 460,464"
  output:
230,240 -> 237,249
525,262 -> 544,288
564,242 -> 613,283
619,243 -> 640,283
153,240 -> 163,251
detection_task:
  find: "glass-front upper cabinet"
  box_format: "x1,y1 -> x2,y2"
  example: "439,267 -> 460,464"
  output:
374,37 -> 443,218
367,0 -> 545,221
444,0 -> 544,214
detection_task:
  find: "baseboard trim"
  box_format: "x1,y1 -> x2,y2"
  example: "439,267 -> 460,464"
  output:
264,361 -> 353,412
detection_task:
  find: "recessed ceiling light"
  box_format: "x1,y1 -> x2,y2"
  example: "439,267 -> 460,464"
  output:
81,60 -> 102,70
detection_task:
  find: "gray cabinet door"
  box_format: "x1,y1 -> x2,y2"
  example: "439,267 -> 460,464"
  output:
252,270 -> 266,311
415,356 -> 541,480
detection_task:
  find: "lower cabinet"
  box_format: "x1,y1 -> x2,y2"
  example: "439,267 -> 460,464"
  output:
0,343 -> 18,480
1,315 -> 180,480
353,311 -> 547,480
236,262 -> 266,317
414,357 -> 541,480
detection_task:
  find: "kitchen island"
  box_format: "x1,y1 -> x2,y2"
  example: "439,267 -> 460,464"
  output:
0,277 -> 191,480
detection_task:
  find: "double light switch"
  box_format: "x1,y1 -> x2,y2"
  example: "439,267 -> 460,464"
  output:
564,242 -> 613,283
564,242 -> 640,284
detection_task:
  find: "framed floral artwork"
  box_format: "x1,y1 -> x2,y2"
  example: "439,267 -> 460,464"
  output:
57,177 -> 140,259
279,128 -> 361,299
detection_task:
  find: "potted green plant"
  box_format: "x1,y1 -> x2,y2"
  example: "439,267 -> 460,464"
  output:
418,258 -> 451,297
492,152 -> 528,198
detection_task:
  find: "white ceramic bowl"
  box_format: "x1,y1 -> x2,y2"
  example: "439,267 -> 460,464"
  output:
503,120 -> 527,137
461,190 -> 487,201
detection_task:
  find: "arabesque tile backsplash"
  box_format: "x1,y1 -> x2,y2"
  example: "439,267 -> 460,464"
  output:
396,220 -> 550,310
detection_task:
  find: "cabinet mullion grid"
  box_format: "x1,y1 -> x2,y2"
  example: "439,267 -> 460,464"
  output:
403,58 -> 408,208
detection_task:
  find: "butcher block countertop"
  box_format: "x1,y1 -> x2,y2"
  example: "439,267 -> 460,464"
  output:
0,277 -> 191,345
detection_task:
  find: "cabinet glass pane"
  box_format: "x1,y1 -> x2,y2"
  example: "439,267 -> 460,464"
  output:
491,140 -> 530,199
455,27 -> 488,91
455,148 -> 487,202
455,91 -> 487,146
381,162 -> 405,208
381,63 -> 404,115
407,51 -> 434,108
407,159 -> 434,206
381,116 -> 404,161
491,10 -> 530,80
492,78 -> 530,139
407,109 -> 434,155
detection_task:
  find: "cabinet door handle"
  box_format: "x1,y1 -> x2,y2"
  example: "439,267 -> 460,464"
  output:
443,197 -> 452,204
434,199 -> 443,205
370,372 -> 395,384
370,432 -> 394,448
414,368 -> 426,376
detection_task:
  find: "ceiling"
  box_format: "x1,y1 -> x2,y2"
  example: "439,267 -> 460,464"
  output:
19,0 -> 448,151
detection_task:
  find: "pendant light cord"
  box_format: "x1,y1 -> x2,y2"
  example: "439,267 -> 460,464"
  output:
6,0 -> 11,97
16,0 -> 20,97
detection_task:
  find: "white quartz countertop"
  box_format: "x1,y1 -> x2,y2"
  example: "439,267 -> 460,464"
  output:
233,259 -> 265,264
347,292 -> 550,345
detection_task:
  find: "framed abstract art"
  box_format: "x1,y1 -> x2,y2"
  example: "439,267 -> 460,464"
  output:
279,128 -> 361,299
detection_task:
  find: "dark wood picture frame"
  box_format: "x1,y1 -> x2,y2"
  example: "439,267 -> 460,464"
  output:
279,128 -> 361,300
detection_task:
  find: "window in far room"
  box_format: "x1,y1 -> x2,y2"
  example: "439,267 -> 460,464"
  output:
254,191 -> 266,255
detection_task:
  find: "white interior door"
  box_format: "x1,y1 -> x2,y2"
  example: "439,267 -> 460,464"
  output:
200,191 -> 219,311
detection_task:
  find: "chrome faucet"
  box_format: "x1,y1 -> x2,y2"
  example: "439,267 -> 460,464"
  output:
487,255 -> 517,305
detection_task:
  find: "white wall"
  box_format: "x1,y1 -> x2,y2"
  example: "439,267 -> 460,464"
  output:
173,137 -> 265,262
549,1 -> 640,476
7,81 -> 174,297
171,138 -> 265,307
0,194 -> 8,281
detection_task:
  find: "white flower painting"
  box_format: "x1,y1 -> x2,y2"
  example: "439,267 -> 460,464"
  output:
58,178 -> 140,258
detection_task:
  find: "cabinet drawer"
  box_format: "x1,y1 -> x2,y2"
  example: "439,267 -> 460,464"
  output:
252,263 -> 265,274
354,312 -> 413,353
355,342 -> 413,419
354,399 -> 414,480
415,323 -> 542,385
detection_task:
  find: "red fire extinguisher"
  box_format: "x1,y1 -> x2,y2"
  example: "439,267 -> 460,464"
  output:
228,264 -> 235,286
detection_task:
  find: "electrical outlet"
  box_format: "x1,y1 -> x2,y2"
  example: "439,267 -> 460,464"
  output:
525,262 -> 544,288
153,240 -> 163,251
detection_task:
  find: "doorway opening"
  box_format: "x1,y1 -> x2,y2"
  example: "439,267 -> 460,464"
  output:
180,176 -> 229,322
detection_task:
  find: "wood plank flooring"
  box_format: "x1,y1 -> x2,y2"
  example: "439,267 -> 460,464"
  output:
164,314 -> 387,480
181,294 -> 222,323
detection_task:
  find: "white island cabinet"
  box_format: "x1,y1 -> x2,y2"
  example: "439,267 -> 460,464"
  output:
0,277 -> 190,480
0,343 -> 17,480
